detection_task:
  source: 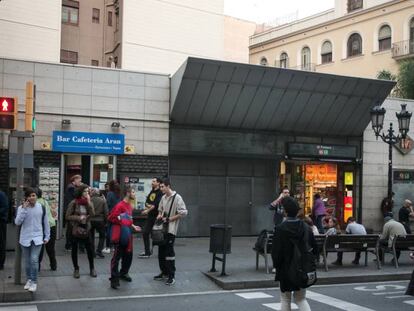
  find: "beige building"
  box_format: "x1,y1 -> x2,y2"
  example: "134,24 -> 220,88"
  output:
249,0 -> 414,79
60,0 -> 120,68
59,0 -> 257,74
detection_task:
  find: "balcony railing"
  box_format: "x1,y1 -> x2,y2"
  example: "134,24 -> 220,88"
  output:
273,59 -> 316,71
392,40 -> 414,59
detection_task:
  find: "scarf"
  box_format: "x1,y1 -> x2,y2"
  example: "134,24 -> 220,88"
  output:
75,197 -> 88,206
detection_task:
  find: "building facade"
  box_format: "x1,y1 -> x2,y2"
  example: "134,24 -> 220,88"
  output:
0,0 -> 61,63
0,58 -> 169,237
249,0 -> 414,79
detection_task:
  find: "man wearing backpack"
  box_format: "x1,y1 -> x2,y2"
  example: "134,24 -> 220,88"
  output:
272,196 -> 317,311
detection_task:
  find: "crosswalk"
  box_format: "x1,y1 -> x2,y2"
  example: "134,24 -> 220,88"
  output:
234,290 -> 375,311
0,307 -> 38,311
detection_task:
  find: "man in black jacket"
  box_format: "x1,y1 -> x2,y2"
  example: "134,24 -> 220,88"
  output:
0,189 -> 8,270
272,196 -> 316,311
138,177 -> 163,258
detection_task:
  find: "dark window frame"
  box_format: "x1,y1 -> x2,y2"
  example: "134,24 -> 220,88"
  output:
279,53 -> 289,68
378,25 -> 391,51
347,0 -> 363,13
347,33 -> 363,58
91,60 -> 99,66
260,57 -> 268,66
321,41 -> 333,64
92,8 -> 100,24
108,11 -> 113,26
62,4 -> 79,26
60,49 -> 78,64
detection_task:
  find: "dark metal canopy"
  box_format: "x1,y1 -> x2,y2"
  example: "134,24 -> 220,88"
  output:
171,57 -> 396,137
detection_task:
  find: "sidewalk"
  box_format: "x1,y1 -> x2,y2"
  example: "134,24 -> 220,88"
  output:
0,236 -> 412,302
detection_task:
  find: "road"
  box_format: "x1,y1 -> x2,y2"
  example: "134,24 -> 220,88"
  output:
0,281 -> 413,311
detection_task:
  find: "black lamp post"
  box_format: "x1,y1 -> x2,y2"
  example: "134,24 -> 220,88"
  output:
370,103 -> 412,201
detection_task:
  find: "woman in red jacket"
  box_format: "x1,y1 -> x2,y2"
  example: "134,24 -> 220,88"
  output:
108,186 -> 140,289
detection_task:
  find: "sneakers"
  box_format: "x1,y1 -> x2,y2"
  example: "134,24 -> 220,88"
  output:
28,283 -> 37,292
95,252 -> 105,259
90,269 -> 97,277
110,278 -> 120,289
153,273 -> 168,281
165,277 -> 176,286
138,252 -> 151,258
120,274 -> 132,282
73,269 -> 80,278
102,247 -> 111,254
24,279 -> 32,290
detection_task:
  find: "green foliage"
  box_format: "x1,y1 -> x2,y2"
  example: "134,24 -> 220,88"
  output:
376,70 -> 396,81
398,60 -> 414,100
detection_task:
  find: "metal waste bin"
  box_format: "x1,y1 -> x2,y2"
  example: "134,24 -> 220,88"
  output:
209,224 -> 232,276
209,224 -> 232,254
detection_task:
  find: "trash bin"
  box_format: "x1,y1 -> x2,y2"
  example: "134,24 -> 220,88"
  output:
209,224 -> 232,254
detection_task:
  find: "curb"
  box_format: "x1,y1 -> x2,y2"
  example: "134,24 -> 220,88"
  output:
204,272 -> 412,290
2,281 -> 33,303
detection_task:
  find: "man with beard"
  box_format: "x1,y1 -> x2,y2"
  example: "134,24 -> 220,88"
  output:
139,177 -> 163,258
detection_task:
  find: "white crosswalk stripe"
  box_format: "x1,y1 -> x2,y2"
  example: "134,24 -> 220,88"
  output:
235,292 -> 273,299
404,300 -> 414,306
306,290 -> 375,311
263,302 -> 298,310
0,306 -> 38,311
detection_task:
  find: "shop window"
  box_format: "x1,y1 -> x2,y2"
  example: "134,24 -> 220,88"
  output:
279,52 -> 289,68
378,25 -> 391,51
347,33 -> 362,57
92,8 -> 100,23
347,0 -> 363,13
321,41 -> 332,64
108,11 -> 113,26
301,46 -> 311,70
260,57 -> 268,66
91,59 -> 99,66
62,2 -> 79,25
60,49 -> 78,64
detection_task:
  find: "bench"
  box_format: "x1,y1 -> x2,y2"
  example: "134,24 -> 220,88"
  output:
322,234 -> 381,271
380,234 -> 414,268
254,231 -> 274,274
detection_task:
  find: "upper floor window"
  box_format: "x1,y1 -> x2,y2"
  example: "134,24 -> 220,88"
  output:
347,33 -> 362,57
62,1 -> 79,25
321,41 -> 333,64
301,47 -> 311,70
91,60 -> 99,66
108,11 -> 113,26
260,57 -> 268,66
280,52 -> 289,68
348,0 -> 363,13
378,25 -> 391,51
92,8 -> 100,23
60,49 -> 78,64
410,18 -> 414,41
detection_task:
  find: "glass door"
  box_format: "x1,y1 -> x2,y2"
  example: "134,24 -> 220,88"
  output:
92,155 -> 115,191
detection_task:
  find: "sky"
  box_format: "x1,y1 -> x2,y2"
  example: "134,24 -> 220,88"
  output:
224,0 -> 335,24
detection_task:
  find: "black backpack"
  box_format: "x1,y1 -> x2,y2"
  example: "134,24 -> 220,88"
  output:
254,229 -> 269,253
286,224 -> 317,288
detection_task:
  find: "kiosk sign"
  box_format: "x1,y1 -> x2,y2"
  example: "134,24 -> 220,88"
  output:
52,131 -> 125,154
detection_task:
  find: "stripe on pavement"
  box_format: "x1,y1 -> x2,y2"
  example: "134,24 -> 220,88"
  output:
236,292 -> 273,299
404,300 -> 414,306
306,290 -> 375,311
0,307 -> 38,311
263,303 -> 298,310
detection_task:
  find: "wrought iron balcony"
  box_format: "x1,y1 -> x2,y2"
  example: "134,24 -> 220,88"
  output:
392,40 -> 414,60
273,59 -> 316,72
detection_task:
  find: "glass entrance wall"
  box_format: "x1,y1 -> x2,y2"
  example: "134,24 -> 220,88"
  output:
92,155 -> 115,190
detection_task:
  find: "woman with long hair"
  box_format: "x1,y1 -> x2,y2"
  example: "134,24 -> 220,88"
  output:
66,184 -> 96,278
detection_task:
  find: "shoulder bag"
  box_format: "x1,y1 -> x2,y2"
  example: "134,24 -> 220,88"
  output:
151,194 -> 176,246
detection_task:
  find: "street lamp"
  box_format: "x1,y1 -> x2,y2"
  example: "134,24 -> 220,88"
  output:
370,103 -> 412,201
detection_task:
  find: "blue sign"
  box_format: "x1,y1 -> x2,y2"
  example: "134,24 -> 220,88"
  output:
52,131 -> 125,154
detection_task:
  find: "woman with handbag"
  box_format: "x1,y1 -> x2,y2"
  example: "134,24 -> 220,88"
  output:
66,184 -> 96,279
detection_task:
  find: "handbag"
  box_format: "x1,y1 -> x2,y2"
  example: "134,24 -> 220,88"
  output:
151,194 -> 176,246
72,225 -> 89,239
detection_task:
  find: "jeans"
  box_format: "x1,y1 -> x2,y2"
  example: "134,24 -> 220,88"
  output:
90,221 -> 106,254
21,241 -> 42,283
110,243 -> 132,280
142,217 -> 156,255
315,215 -> 325,234
158,233 -> 176,278
280,288 -> 311,311
39,225 -> 57,269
